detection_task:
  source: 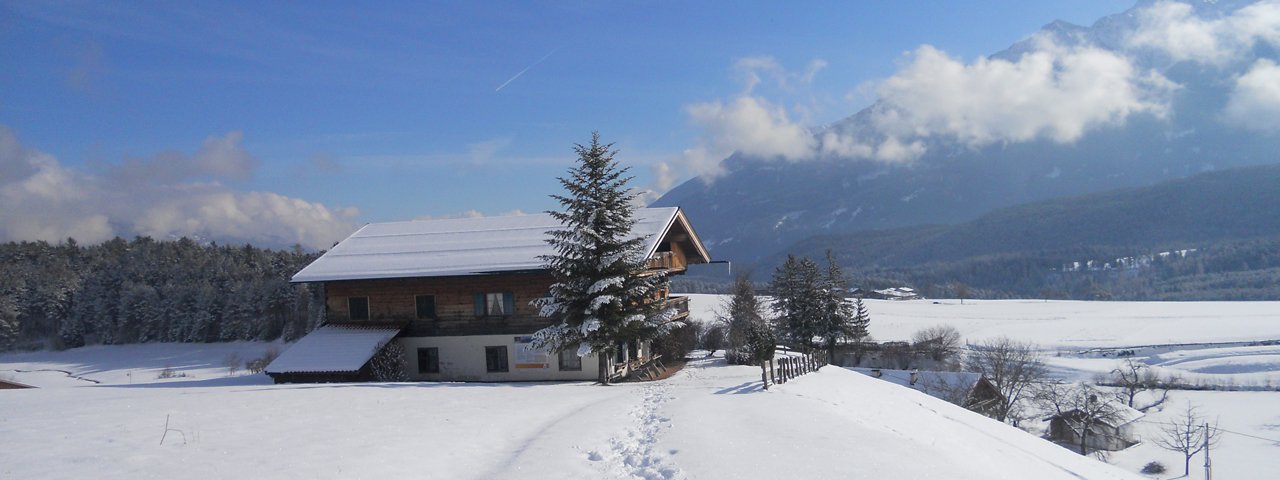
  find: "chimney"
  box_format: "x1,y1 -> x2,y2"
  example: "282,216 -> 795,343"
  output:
870,369 -> 881,378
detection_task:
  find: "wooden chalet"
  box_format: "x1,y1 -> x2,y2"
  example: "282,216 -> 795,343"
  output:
1046,403 -> 1144,452
265,207 -> 710,383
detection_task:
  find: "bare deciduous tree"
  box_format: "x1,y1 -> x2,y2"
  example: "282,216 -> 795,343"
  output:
1109,358 -> 1157,408
911,324 -> 962,367
964,336 -> 1045,424
1155,403 -> 1222,477
953,282 -> 971,304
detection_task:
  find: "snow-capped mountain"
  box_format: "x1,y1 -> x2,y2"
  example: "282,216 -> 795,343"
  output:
653,0 -> 1280,263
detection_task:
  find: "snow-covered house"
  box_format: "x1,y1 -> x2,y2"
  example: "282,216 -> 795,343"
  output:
848,368 -> 1005,418
0,378 -> 36,389
1046,403 -> 1145,452
265,207 -> 710,383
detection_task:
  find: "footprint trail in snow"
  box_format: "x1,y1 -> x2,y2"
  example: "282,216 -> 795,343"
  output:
587,382 -> 684,480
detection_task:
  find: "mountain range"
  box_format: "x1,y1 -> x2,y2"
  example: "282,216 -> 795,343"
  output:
653,0 -> 1280,277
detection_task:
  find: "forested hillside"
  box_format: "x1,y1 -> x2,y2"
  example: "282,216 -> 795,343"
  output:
0,237 -> 325,351
766,164 -> 1280,300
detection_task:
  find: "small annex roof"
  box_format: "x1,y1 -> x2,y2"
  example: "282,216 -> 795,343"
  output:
292,207 -> 707,282
264,324 -> 403,374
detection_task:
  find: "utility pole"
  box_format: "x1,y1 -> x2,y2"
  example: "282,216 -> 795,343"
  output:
1203,422 -> 1212,480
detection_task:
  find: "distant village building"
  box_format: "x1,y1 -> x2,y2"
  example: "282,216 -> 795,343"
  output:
849,368 -> 1004,418
853,287 -> 921,301
0,378 -> 36,390
265,207 -> 710,383
1045,404 -> 1145,451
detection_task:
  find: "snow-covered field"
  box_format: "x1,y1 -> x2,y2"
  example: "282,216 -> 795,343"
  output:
685,295 -> 1280,478
2,297 -> 1278,479
2,350 -> 1138,479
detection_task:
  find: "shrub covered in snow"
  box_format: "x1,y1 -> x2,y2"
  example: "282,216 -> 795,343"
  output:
1140,461 -> 1165,474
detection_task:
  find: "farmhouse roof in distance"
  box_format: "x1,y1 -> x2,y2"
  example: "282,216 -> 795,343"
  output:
292,207 -> 709,282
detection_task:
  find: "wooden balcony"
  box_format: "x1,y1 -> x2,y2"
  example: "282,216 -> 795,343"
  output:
645,251 -> 687,272
665,295 -> 690,319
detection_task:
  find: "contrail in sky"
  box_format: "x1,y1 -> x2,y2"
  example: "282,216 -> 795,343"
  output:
495,47 -> 561,92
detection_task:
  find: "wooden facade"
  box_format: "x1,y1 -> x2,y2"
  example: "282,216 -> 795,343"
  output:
325,272 -> 557,337
277,207 -> 711,383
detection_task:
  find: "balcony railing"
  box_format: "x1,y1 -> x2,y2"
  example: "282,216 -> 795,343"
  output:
665,295 -> 690,318
645,251 -> 686,272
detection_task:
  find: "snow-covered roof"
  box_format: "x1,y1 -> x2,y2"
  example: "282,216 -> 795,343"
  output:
264,324 -> 403,374
292,207 -> 699,282
1106,404 -> 1145,427
1053,403 -> 1145,428
848,368 -> 985,400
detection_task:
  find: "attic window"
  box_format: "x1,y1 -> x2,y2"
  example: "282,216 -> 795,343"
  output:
348,297 -> 369,321
474,292 -> 514,316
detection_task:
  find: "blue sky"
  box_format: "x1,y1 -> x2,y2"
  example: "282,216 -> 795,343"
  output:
0,0 -> 1133,248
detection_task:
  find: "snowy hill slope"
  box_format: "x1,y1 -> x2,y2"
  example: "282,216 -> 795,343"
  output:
1,351 -> 1140,479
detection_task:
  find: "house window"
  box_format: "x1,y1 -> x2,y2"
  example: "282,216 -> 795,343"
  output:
485,346 -> 509,372
558,347 -> 582,371
348,297 -> 369,321
417,347 -> 439,374
416,295 -> 436,319
474,292 -> 515,316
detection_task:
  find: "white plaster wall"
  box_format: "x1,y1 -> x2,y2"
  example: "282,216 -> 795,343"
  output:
397,335 -> 600,382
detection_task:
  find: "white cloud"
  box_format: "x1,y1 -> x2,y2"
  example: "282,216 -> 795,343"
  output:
685,95 -> 816,163
1127,1 -> 1280,65
872,136 -> 927,163
635,161 -> 680,206
734,56 -> 827,94
1223,59 -> 1280,131
871,44 -> 1173,148
0,126 -> 357,249
107,131 -> 258,187
467,137 -> 513,165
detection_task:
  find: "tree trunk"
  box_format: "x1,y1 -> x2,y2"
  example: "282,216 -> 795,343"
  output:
760,363 -> 768,390
598,352 -> 610,385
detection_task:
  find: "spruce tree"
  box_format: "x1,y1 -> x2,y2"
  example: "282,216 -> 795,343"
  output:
850,295 -> 870,342
817,251 -> 856,365
530,132 -> 676,384
770,255 -> 822,353
723,274 -> 765,364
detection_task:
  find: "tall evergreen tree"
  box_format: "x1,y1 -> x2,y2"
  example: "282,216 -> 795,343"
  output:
817,251 -> 856,364
722,274 -> 765,364
530,132 -> 677,384
770,255 -> 822,353
849,295 -> 871,342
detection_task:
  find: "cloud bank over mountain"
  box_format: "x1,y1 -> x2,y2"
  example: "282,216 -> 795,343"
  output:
680,0 -> 1280,178
0,126 -> 357,249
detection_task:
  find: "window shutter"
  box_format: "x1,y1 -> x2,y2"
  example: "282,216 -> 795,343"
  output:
474,293 -> 485,316
503,292 -> 515,316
